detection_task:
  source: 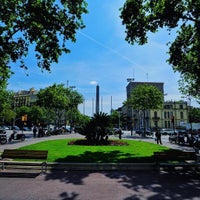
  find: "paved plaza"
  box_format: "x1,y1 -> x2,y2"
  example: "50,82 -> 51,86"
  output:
0,131 -> 199,200
0,169 -> 200,200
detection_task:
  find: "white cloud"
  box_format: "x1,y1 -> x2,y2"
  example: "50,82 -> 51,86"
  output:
90,81 -> 98,85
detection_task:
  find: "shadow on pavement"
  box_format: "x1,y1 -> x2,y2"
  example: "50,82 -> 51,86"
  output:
44,170 -> 200,200
0,171 -> 39,178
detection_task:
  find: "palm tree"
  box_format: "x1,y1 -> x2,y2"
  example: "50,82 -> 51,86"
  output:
79,112 -> 111,144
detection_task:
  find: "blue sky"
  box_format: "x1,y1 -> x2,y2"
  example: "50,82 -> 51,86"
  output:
7,0 -> 199,116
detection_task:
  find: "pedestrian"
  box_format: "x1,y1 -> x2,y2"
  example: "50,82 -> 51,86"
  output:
118,128 -> 122,140
33,126 -> 37,138
38,126 -> 44,137
155,129 -> 162,144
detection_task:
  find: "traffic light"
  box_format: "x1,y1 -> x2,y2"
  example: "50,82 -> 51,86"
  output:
22,114 -> 28,122
24,114 -> 28,121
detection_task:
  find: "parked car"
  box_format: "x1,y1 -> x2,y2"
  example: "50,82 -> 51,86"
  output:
22,127 -> 31,131
11,126 -> 20,131
135,128 -> 153,136
0,125 -> 9,130
160,128 -> 176,135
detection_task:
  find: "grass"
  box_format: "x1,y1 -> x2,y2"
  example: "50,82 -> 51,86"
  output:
18,138 -> 172,163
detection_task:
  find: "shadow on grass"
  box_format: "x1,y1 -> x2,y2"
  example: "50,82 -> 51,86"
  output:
54,148 -> 184,164
54,150 -> 155,163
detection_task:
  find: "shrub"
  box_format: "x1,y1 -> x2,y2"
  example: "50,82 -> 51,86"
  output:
78,112 -> 112,145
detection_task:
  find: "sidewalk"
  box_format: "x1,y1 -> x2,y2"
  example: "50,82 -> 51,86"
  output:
0,170 -> 200,200
0,132 -> 199,199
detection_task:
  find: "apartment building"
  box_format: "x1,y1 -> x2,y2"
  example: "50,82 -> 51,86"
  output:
13,88 -> 38,107
124,81 -> 188,130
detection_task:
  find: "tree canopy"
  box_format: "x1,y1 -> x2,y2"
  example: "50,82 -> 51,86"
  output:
36,83 -> 83,126
0,0 -> 88,86
126,84 -> 163,136
127,84 -> 164,111
120,0 -> 200,101
0,88 -> 15,124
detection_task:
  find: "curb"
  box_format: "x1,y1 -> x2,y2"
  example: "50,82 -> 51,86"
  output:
47,162 -> 156,171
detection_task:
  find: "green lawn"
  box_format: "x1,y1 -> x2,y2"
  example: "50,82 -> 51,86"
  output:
19,138 -> 171,163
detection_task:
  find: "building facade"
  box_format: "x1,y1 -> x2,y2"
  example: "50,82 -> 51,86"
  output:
149,100 -> 188,129
126,81 -> 164,99
14,88 -> 38,107
124,81 -> 189,130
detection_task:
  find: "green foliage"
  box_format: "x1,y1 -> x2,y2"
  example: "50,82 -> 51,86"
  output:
126,84 -> 163,136
19,139 -> 169,163
110,110 -> 120,127
120,0 -> 200,100
0,88 -> 15,124
127,84 -> 163,111
188,107 -> 200,123
74,113 -> 90,128
15,105 -> 48,126
110,110 -> 126,128
0,0 -> 88,85
78,112 -> 112,144
37,83 -> 70,109
36,83 -> 83,126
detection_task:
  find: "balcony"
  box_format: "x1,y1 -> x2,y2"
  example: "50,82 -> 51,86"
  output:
152,117 -> 160,121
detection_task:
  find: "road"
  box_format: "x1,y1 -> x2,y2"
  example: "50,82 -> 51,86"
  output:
0,130 -> 195,153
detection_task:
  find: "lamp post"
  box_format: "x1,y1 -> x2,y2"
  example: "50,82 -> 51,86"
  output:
127,77 -> 134,134
118,111 -> 121,128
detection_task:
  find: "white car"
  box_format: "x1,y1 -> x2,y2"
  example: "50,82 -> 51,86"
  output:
160,128 -> 177,135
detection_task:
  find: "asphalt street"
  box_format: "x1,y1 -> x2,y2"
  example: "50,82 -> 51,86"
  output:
0,130 -> 196,153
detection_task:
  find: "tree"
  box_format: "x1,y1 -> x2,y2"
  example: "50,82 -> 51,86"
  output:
126,84 -> 163,136
79,112 -> 111,144
0,0 -> 88,86
120,1 -> 200,100
29,105 -> 48,126
65,88 -> 84,129
188,107 -> 200,130
0,88 -> 15,125
36,83 -> 83,127
110,110 -> 126,129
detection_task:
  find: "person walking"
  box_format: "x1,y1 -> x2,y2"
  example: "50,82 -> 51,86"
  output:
155,129 -> 162,144
33,126 -> 37,138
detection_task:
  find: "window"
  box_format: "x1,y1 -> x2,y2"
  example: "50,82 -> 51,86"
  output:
180,112 -> 184,119
164,112 -> 167,119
